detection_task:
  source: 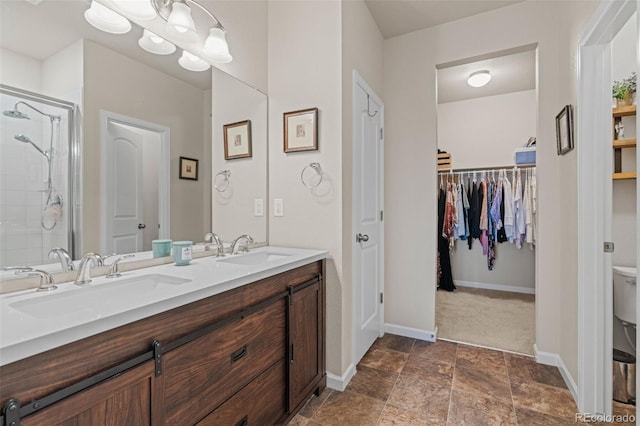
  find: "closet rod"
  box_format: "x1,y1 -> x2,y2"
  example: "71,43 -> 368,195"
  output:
437,164 -> 535,174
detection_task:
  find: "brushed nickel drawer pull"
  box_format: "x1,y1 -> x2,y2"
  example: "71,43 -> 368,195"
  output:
235,415 -> 248,426
231,345 -> 247,363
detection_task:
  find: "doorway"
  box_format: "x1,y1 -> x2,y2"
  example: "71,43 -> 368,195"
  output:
352,71 -> 385,365
100,110 -> 170,254
435,45 -> 538,355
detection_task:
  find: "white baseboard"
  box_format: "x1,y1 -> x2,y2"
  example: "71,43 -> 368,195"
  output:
385,323 -> 437,342
455,280 -> 535,295
326,363 -> 356,392
534,344 -> 578,403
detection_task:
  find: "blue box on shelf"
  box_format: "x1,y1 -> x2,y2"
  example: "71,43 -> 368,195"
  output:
514,147 -> 536,165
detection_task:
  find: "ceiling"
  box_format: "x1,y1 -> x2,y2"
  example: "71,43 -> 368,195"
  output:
364,0 -> 524,39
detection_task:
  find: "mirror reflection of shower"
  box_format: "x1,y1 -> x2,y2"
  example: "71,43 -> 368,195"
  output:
4,101 -> 62,231
0,85 -> 77,268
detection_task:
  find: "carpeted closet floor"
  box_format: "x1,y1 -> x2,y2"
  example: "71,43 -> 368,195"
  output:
436,286 -> 535,355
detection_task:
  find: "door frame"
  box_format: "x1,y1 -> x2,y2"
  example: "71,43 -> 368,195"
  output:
100,110 -> 171,254
577,0 -> 638,415
352,70 -> 385,364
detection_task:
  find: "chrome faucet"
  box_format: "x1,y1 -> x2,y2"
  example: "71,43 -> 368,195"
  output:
4,266 -> 57,292
204,232 -> 225,256
74,253 -> 103,285
231,234 -> 254,255
48,248 -> 74,271
105,254 -> 135,278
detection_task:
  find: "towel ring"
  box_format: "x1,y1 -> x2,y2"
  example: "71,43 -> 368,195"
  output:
301,163 -> 323,188
214,170 -> 231,192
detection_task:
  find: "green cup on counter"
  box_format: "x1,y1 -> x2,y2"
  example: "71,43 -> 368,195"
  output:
152,239 -> 172,258
172,241 -> 193,266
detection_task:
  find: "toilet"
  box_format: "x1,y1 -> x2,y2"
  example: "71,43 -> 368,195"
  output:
613,266 -> 637,326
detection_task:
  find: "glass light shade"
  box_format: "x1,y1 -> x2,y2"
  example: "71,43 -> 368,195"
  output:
138,29 -> 176,55
167,2 -> 196,33
84,0 -> 131,34
111,0 -> 157,20
203,27 -> 233,63
467,70 -> 491,88
178,51 -> 210,72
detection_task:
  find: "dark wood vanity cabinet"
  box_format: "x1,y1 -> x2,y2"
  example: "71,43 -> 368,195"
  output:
0,259 -> 325,426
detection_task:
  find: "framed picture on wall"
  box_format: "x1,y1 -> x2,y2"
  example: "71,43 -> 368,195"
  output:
179,156 -> 198,180
556,104 -> 574,155
224,120 -> 252,160
284,107 -> 318,152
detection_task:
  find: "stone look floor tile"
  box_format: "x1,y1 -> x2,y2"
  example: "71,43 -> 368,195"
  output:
386,374 -> 450,422
298,388 -> 333,419
455,344 -> 507,377
447,389 -> 517,425
287,414 -> 324,425
358,348 -> 408,374
515,407 -> 577,425
311,390 -> 385,426
505,352 -> 566,389
345,365 -> 398,401
410,339 -> 457,364
402,354 -> 454,387
510,378 -> 578,420
372,334 -> 416,353
377,404 -> 446,426
452,363 -> 512,405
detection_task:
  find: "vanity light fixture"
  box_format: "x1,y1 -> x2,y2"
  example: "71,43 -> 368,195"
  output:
138,29 -> 176,55
178,50 -> 210,72
467,70 -> 491,88
84,0 -> 131,34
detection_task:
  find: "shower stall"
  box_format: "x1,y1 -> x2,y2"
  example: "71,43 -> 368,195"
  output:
0,85 -> 79,268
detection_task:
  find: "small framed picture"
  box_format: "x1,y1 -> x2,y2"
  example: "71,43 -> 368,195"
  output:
224,120 -> 252,160
556,104 -> 574,155
179,156 -> 198,180
284,108 -> 318,152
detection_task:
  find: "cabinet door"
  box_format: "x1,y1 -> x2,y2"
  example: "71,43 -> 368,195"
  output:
21,361 -> 155,426
289,279 -> 324,412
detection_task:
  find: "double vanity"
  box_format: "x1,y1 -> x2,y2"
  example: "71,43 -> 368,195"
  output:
0,246 -> 327,425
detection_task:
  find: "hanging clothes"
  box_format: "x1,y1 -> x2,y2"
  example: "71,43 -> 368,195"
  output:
468,179 -> 481,249
437,187 -> 455,291
486,178 -> 496,270
455,182 -> 467,240
479,179 -> 489,255
502,172 -> 514,243
512,170 -> 525,248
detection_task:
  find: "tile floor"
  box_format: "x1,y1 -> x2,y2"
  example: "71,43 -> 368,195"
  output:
289,334 -> 636,425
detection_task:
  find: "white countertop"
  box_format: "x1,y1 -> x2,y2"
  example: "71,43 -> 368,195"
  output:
0,246 -> 327,367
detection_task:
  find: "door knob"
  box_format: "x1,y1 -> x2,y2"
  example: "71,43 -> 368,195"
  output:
356,233 -> 369,243
138,224 -> 146,229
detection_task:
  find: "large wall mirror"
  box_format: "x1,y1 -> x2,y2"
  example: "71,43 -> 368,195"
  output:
0,0 -> 267,275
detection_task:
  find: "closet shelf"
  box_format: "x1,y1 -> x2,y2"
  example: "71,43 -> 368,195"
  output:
612,138 -> 636,149
613,105 -> 636,117
612,172 -> 637,180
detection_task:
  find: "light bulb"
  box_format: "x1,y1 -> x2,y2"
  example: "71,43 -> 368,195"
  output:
167,2 -> 196,33
467,70 -> 491,88
138,29 -> 176,55
178,50 -> 210,72
84,0 -> 131,34
203,27 -> 232,63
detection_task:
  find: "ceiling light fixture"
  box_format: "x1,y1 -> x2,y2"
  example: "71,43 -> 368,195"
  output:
138,29 -> 177,55
84,0 -> 132,34
467,70 -> 491,88
178,50 -> 210,72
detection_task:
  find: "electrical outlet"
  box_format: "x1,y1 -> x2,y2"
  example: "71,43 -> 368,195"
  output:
274,198 -> 284,217
254,199 -> 264,217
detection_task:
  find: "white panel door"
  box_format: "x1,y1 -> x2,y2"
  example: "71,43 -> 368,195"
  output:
106,121 -> 144,254
353,72 -> 384,364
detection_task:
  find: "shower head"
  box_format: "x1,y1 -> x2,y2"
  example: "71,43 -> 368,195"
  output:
14,134 -> 50,159
3,109 -> 30,119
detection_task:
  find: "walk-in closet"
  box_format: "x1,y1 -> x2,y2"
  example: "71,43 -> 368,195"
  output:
435,45 -> 537,355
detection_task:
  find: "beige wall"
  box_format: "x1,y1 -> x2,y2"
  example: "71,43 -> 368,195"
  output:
384,0 -> 599,381
83,40 -> 208,252
0,47 -> 42,93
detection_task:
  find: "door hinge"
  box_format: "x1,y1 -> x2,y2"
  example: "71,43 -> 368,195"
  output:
380,293 -> 384,304
604,242 -> 615,253
153,340 -> 163,377
380,128 -> 384,140
380,210 -> 384,222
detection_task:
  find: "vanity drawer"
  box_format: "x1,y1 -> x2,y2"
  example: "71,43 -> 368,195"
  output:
197,359 -> 286,426
163,299 -> 286,425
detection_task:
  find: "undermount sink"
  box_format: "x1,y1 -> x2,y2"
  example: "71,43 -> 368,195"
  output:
10,274 -> 190,319
217,251 -> 290,266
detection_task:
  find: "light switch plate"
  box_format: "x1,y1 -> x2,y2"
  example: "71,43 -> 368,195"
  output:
254,199 -> 264,217
274,198 -> 284,217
